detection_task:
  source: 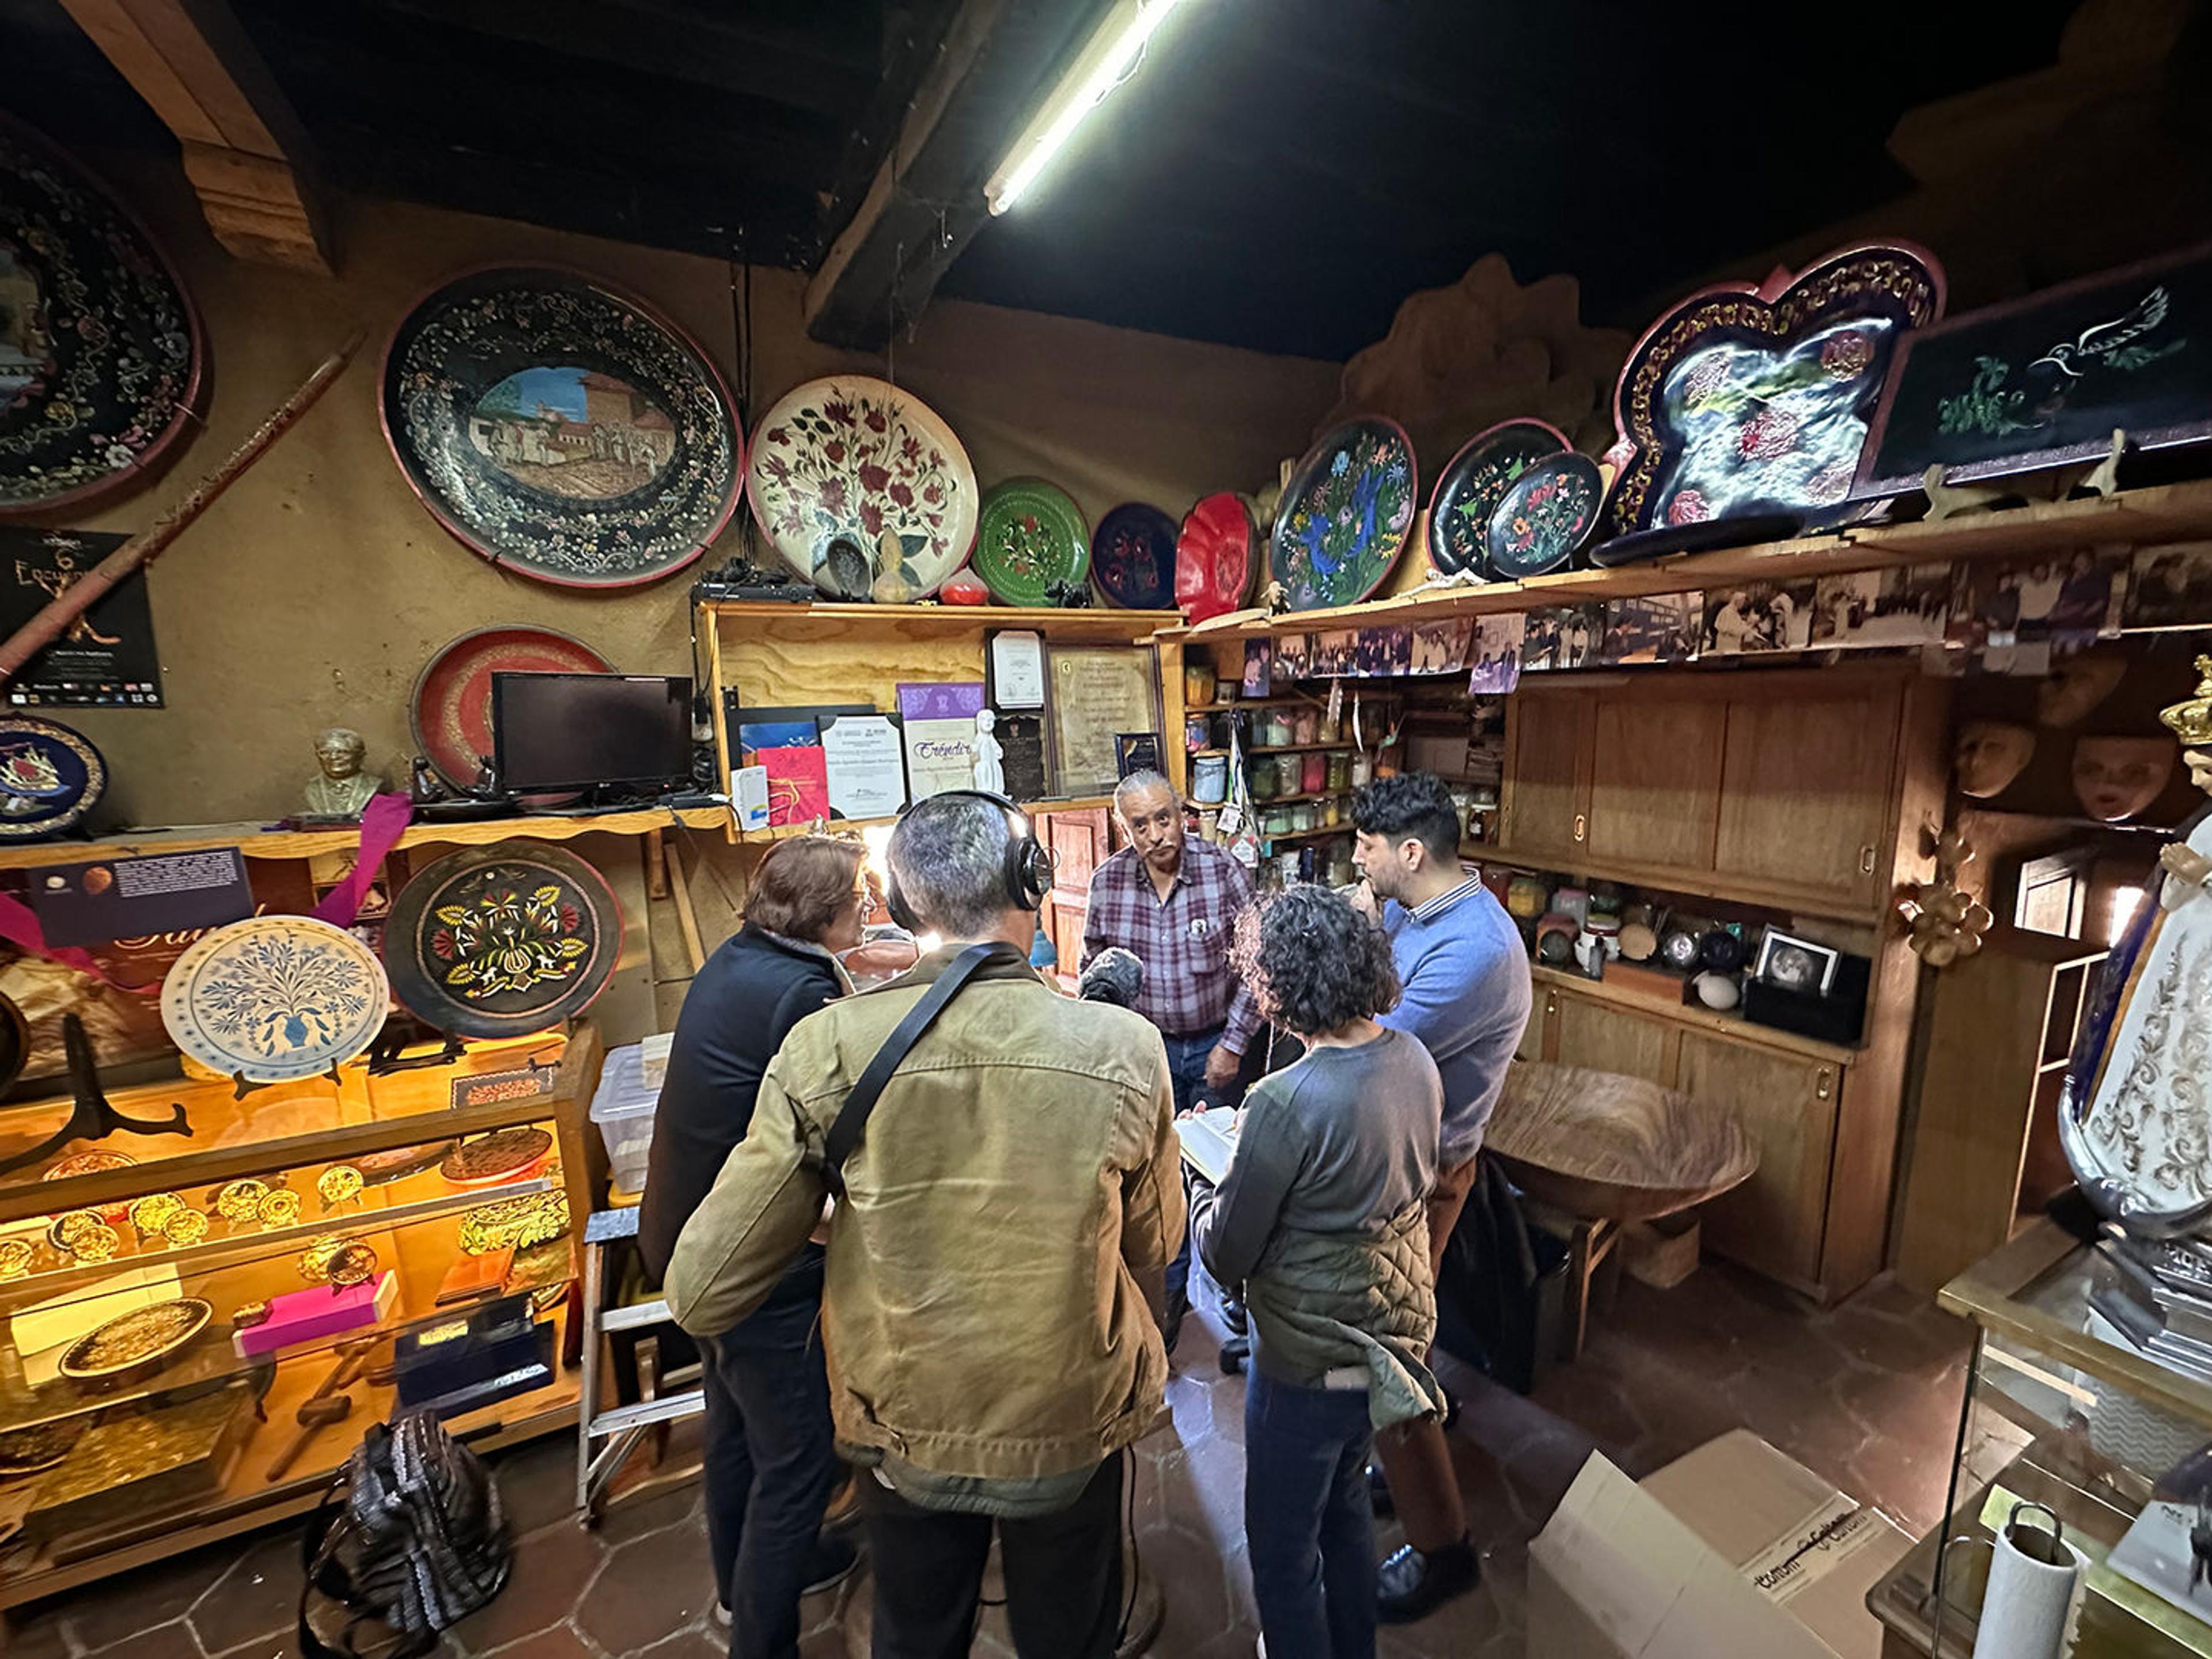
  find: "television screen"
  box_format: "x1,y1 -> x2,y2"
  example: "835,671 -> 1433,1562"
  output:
491,673 -> 693,794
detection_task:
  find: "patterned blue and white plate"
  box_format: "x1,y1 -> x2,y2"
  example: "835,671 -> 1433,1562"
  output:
161,916 -> 390,1083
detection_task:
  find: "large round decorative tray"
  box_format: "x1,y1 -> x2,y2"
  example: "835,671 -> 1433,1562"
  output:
744,375 -> 977,599
60,1297 -> 213,1384
1090,503 -> 1178,611
410,625 -> 612,791
0,716 -> 105,840
1427,419 -> 1568,578
1269,417 -> 1418,611
1174,494 -> 1259,623
381,266 -> 742,589
161,916 -> 390,1084
972,478 -> 1089,606
385,843 -> 622,1039
0,118 -> 204,518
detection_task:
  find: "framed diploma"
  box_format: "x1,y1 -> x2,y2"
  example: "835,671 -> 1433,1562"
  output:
1046,645 -> 1160,797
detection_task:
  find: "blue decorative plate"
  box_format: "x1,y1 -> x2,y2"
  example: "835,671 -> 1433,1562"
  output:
1090,503 -> 1177,609
1427,420 -> 1567,577
1486,453 -> 1603,579
161,916 -> 390,1084
382,267 -> 742,589
0,715 -> 104,840
1270,417 -> 1418,611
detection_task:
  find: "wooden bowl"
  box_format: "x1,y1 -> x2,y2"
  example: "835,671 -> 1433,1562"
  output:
1486,1062 -> 1758,1222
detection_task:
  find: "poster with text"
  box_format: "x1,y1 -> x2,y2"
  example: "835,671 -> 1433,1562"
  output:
0,529 -> 162,707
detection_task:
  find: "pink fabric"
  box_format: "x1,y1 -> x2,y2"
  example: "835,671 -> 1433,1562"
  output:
0,891 -> 125,986
311,792 -> 413,927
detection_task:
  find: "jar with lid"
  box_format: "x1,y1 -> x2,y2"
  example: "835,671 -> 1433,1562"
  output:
1326,752 -> 1351,793
1291,707 -> 1320,745
1275,754 -> 1305,798
1249,762 -> 1278,801
1301,753 -> 1328,794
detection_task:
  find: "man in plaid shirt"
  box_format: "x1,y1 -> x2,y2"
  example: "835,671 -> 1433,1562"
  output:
1084,771 -> 1261,1342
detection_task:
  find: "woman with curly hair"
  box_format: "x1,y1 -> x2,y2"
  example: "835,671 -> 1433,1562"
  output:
1192,883 -> 1446,1659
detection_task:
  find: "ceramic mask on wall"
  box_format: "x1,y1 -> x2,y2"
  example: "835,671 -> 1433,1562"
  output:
2037,656 -> 2127,728
1955,720 -> 2036,799
2071,734 -> 2175,821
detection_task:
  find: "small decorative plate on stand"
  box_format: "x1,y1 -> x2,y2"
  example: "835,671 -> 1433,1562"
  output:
972,478 -> 1089,605
161,917 -> 391,1084
1270,417 -> 1418,611
1427,420 -> 1569,578
0,119 -> 204,519
1090,503 -> 1179,609
385,843 -> 622,1039
59,1296 -> 213,1385
1484,453 -> 1603,579
410,626 -> 613,791
381,266 -> 743,589
1174,493 -> 1259,623
0,716 -> 104,840
745,375 -> 978,599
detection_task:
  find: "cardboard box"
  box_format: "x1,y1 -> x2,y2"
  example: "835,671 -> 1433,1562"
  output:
1528,1430 -> 1911,1659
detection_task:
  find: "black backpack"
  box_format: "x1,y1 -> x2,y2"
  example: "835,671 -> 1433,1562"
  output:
298,1411 -> 512,1659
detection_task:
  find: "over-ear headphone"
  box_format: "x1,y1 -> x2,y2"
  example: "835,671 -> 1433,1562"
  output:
883,789 -> 1054,933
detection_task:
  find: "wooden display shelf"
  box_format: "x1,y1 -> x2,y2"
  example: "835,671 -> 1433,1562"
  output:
1261,824 -> 1354,846
1253,789 -> 1349,807
741,794 -> 1116,842
0,805 -> 732,873
1475,840 -> 1892,926
702,599 -> 1178,643
1161,478 -> 2212,643
1532,963 -> 1858,1068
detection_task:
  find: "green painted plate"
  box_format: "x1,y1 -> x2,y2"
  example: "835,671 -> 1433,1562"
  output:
972,478 -> 1090,605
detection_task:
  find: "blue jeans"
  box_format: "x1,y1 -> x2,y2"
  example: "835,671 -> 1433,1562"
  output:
1160,1027 -> 1241,1305
701,1287 -> 841,1659
1245,1369 -> 1377,1659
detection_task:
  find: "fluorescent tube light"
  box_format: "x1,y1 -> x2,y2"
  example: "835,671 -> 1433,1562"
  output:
984,0 -> 1190,215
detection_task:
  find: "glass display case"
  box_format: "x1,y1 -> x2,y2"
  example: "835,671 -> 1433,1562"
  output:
1870,1218 -> 2212,1657
0,1024 -> 601,1612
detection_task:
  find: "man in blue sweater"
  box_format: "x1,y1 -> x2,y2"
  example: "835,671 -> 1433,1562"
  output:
1353,771 -> 1532,1623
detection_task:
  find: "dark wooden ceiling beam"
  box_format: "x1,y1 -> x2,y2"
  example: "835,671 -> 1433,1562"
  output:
801,0 -> 1116,349
59,0 -> 333,272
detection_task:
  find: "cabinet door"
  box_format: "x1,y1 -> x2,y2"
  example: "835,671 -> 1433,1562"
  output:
1586,693 -> 1725,872
1039,808 -> 1111,983
1502,691 -> 1592,862
1552,994 -> 1676,1086
1677,1033 -> 1839,1286
1714,683 -> 1899,907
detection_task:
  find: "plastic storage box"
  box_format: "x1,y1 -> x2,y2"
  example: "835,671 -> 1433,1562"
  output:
589,1041 -> 661,1194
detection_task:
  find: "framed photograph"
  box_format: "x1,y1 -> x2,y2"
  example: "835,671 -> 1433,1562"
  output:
1859,240 -> 2212,495
1046,645 -> 1161,797
1114,732 -> 1163,778
2011,849 -> 2089,940
2126,543 -> 2212,630
1753,929 -> 1840,996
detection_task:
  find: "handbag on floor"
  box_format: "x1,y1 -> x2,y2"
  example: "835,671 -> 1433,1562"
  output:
297,1410 -> 512,1659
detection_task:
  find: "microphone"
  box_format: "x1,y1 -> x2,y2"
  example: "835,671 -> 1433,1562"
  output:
1078,946 -> 1145,1009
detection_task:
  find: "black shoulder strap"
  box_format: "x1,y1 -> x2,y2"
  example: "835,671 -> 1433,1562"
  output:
823,942 -> 1016,1191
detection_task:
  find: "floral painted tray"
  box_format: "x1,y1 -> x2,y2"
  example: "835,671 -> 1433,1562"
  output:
1269,418 -> 1418,611
1090,503 -> 1178,610
1486,453 -> 1603,579
384,842 -> 621,1039
1427,419 -> 1569,578
382,266 -> 742,588
0,715 -> 105,840
161,916 -> 391,1084
972,478 -> 1089,605
745,375 -> 978,599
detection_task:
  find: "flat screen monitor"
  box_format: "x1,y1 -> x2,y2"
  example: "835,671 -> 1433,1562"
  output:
491,672 -> 693,794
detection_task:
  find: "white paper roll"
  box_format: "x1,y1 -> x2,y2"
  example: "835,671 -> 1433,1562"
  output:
1978,1510 -> 2085,1659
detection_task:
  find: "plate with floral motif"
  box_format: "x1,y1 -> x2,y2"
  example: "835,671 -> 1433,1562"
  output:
381,266 -> 742,589
385,842 -> 622,1039
745,375 -> 978,599
1427,420 -> 1569,577
1269,417 -> 1418,611
161,916 -> 390,1084
0,118 -> 205,519
0,715 -> 104,840
972,478 -> 1088,606
1090,503 -> 1178,610
1485,453 -> 1603,579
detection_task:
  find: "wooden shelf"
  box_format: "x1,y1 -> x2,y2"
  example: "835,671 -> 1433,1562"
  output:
0,805 -> 732,872
1245,742 -> 1358,755
1262,824 -> 1355,845
1161,478 -> 2212,642
1533,964 -> 1858,1067
741,794 -> 1115,842
703,599 -> 1178,643
1254,789 -> 1349,806
1474,842 -> 1887,926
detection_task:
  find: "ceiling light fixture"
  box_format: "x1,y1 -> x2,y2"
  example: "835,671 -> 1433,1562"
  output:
983,0 -> 1190,215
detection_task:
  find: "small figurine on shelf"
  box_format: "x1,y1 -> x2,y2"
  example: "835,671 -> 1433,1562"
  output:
304,728 -> 382,818
972,709 -> 1006,794
1043,577 -> 1092,608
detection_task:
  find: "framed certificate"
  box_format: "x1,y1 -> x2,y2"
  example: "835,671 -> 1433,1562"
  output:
1045,645 -> 1160,797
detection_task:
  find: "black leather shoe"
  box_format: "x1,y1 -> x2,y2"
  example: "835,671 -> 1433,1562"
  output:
1222,1295 -> 1249,1337
1162,1287 -> 1191,1356
1367,1463 -> 1394,1518
1376,1538 -> 1479,1623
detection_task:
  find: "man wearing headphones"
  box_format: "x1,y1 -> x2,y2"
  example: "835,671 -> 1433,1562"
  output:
666,791 -> 1183,1659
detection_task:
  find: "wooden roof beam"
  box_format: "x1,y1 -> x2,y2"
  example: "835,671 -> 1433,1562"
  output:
60,0 -> 333,274
803,0 -> 1113,349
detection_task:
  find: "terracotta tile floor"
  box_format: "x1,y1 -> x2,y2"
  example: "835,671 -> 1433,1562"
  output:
1,1262 -> 1971,1659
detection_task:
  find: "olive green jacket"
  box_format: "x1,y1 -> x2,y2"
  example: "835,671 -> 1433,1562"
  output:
664,945 -> 1184,1495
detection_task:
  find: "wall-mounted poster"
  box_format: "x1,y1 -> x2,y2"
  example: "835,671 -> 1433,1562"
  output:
0,530 -> 161,707
1859,241 -> 2212,494
1046,647 -> 1158,796
897,682 -> 986,801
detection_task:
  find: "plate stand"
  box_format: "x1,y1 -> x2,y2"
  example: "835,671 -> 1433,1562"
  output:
1923,428 -> 2128,521
0,1016 -> 191,1177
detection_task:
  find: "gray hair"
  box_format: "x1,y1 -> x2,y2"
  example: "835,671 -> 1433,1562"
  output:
1112,769 -> 1177,815
887,793 -> 1021,937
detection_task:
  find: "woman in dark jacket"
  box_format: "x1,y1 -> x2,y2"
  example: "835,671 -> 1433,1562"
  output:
639,835 -> 880,1659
